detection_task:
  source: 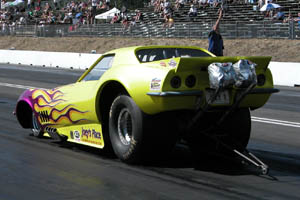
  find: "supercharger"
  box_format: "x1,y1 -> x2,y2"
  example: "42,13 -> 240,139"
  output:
208,59 -> 257,89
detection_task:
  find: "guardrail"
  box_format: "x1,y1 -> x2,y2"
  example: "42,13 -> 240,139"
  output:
1,21 -> 299,39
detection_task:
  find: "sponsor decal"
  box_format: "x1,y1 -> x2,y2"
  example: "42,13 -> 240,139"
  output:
81,128 -> 101,140
80,128 -> 102,145
74,130 -> 81,141
160,61 -> 167,67
150,78 -> 161,90
168,59 -> 177,68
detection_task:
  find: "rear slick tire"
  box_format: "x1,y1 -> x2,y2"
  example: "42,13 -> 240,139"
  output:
188,108 -> 251,157
109,95 -> 146,164
109,95 -> 178,164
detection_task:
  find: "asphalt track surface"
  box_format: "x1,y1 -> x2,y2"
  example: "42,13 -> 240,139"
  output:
0,64 -> 300,200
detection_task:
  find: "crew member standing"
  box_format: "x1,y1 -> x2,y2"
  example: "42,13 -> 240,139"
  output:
208,8 -> 224,56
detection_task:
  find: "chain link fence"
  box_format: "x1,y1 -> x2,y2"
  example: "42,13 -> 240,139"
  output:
1,21 -> 299,39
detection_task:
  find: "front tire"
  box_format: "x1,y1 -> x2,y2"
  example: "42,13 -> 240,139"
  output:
31,112 -> 44,137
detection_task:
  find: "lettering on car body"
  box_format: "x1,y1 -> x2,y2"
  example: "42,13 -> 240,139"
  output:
81,128 -> 101,140
80,128 -> 103,145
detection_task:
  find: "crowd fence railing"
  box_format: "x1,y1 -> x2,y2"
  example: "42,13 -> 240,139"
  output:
0,21 -> 299,39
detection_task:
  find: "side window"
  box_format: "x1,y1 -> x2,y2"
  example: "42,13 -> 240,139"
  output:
82,55 -> 114,81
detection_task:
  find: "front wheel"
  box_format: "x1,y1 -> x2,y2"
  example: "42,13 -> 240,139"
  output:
31,112 -> 44,137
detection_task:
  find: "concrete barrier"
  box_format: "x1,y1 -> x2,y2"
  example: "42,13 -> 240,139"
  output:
268,62 -> 300,87
0,50 -> 299,87
0,50 -> 101,70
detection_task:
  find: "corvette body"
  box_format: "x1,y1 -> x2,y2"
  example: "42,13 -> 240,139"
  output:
15,46 -> 278,163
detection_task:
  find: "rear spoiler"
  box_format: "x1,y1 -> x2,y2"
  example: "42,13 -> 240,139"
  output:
175,56 -> 272,73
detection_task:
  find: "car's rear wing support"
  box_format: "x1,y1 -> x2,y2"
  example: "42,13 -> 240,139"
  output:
187,82 -> 269,175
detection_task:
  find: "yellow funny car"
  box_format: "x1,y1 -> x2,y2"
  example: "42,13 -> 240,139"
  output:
15,46 -> 278,170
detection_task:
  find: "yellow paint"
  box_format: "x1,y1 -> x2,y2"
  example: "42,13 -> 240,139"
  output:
57,123 -> 104,148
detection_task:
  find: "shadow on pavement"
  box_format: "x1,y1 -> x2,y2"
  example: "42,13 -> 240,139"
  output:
35,135 -> 300,178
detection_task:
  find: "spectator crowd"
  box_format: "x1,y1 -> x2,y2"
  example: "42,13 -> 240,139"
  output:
0,0 -> 114,29
149,0 -> 300,29
1,0 -> 300,33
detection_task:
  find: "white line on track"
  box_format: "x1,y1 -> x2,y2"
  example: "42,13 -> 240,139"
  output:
1,82 -> 299,128
0,82 -> 46,90
0,82 -> 35,90
251,117 -> 300,128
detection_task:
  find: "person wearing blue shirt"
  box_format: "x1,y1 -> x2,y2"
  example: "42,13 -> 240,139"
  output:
208,9 -> 224,56
296,13 -> 300,30
273,8 -> 285,21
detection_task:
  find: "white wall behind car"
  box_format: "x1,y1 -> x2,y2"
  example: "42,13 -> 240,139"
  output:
0,50 -> 101,70
268,62 -> 300,87
0,50 -> 299,87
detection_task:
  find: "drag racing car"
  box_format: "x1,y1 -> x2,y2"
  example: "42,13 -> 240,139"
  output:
15,46 -> 278,171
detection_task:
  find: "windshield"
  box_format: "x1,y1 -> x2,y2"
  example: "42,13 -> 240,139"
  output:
82,55 -> 114,81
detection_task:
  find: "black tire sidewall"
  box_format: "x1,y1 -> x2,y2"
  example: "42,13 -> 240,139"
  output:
219,108 -> 251,151
109,95 -> 144,163
188,108 -> 251,155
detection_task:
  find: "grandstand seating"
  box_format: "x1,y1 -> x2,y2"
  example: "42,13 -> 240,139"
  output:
1,0 -> 300,39
141,1 -> 298,24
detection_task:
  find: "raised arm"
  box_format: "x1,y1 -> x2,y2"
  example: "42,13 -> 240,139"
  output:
213,8 -> 223,31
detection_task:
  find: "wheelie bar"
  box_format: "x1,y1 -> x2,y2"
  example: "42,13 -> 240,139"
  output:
188,82 -> 270,175
203,130 -> 270,175
233,149 -> 269,175
219,82 -> 269,175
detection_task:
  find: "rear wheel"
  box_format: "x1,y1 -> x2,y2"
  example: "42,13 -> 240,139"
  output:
109,95 -> 178,164
109,95 -> 146,163
31,112 -> 44,137
188,108 -> 251,157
